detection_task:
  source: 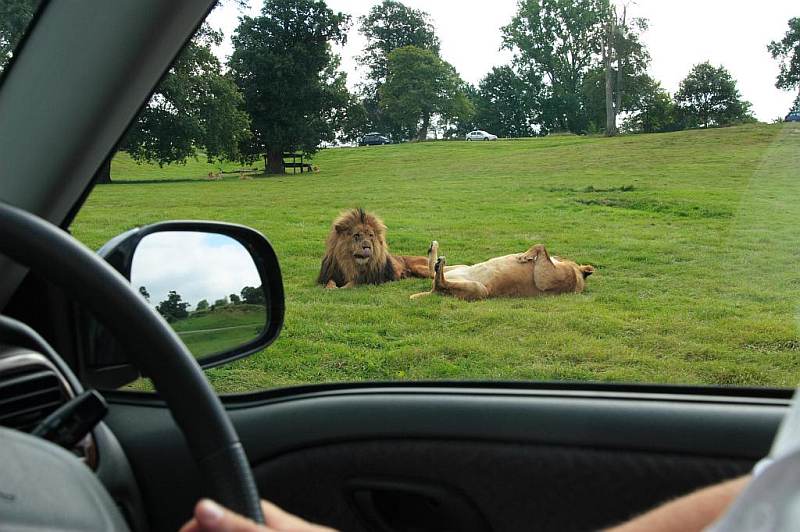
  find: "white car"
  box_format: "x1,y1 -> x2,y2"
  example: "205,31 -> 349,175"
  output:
466,130 -> 498,141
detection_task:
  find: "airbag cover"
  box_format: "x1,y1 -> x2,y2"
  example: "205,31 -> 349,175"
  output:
0,426 -> 129,531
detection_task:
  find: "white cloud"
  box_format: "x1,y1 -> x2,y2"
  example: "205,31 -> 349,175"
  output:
207,0 -> 798,121
130,232 -> 262,310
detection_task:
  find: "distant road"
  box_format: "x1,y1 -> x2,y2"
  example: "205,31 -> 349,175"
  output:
177,323 -> 262,336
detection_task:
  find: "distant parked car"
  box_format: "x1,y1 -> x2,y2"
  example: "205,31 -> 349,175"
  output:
359,132 -> 392,146
786,111 -> 800,122
466,130 -> 498,141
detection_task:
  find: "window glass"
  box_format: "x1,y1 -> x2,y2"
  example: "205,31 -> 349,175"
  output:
69,1 -> 800,394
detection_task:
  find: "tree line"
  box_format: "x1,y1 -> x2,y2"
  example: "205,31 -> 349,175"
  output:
2,1 -> 799,176
138,285 -> 264,323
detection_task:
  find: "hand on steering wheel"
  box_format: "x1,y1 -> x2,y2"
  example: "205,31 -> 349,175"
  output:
180,499 -> 336,532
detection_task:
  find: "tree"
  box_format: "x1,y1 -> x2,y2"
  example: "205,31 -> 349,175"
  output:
357,0 -> 440,136
380,46 -> 471,141
155,291 -> 190,323
358,0 -> 440,87
502,0 -> 611,134
240,286 -> 265,305
583,68 -> 656,133
97,25 -> 251,183
440,83 -> 480,139
196,299 -> 209,311
474,66 -> 539,138
0,0 -> 36,72
621,78 -> 681,134
601,6 -> 649,136
675,62 -> 753,128
138,286 -> 150,303
229,0 -> 351,173
229,294 -> 241,305
768,17 -> 800,110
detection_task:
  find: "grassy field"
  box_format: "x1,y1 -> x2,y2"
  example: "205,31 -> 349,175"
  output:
171,305 -> 266,359
71,123 -> 800,392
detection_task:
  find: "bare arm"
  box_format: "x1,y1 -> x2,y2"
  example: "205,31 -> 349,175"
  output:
605,475 -> 750,532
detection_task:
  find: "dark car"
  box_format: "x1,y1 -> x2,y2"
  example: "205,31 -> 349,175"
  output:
358,132 -> 392,146
786,111 -> 800,122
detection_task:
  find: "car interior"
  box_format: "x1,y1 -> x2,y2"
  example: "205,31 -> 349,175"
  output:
0,1 -> 795,531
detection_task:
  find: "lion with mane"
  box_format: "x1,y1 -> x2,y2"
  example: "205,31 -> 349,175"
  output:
317,208 -> 434,288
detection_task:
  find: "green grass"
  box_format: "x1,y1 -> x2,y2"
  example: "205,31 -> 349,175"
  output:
110,151 -> 256,182
171,305 -> 266,358
71,123 -> 800,392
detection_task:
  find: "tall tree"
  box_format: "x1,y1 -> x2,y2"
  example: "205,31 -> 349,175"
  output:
475,66 -> 540,137
768,17 -> 800,110
240,286 -> 265,305
97,25 -> 251,183
156,291 -> 190,323
675,62 -> 753,128
229,0 -> 351,173
502,0 -> 610,134
621,77 -> 681,134
583,68 -> 655,133
121,26 -> 250,171
380,46 -> 471,141
357,0 -> 440,137
602,6 -> 649,136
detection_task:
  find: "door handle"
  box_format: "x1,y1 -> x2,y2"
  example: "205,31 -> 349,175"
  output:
347,478 -> 491,532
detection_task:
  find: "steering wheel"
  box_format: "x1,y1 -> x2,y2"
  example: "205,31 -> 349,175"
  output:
0,202 -> 265,527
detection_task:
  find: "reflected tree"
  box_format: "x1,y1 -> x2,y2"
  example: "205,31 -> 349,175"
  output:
138,286 -> 150,302
240,285 -> 265,305
155,290 -> 190,323
196,299 -> 209,311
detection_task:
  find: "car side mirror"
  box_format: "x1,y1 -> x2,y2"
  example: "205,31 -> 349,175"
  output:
79,222 -> 284,389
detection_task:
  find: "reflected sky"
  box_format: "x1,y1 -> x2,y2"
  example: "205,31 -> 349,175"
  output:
131,232 -> 262,310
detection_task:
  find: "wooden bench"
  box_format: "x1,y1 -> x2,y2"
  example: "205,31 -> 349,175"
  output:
283,152 -> 312,174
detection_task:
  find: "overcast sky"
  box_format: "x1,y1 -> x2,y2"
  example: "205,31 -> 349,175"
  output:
208,1 -> 799,121
130,232 -> 262,311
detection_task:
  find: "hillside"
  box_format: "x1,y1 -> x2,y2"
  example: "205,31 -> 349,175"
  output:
72,124 -> 800,392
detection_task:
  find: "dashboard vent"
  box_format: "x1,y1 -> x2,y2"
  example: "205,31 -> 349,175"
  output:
0,352 -> 71,433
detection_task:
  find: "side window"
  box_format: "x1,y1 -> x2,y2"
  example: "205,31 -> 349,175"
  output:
68,1 -> 800,394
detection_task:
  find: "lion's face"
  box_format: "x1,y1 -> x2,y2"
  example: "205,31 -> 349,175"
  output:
343,223 -> 379,266
321,209 -> 390,284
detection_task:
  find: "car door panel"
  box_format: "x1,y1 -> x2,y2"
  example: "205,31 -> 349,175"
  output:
105,386 -> 785,531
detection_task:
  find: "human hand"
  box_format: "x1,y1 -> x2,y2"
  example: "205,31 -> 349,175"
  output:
179,498 -> 337,532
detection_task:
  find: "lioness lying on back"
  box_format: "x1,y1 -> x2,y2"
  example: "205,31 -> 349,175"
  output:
410,243 -> 594,301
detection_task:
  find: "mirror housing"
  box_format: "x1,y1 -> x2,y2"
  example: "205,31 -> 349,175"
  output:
79,221 -> 284,389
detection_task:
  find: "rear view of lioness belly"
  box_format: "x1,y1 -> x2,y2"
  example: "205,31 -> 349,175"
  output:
448,255 -> 541,297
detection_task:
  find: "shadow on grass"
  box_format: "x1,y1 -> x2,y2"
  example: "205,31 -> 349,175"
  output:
101,173 -> 285,185
102,178 -> 203,185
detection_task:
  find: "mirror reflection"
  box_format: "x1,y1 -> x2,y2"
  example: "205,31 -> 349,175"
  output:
130,231 -> 267,359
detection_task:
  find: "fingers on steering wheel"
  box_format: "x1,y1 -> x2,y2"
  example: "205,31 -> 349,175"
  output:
179,499 -> 337,532
261,500 -> 338,531
180,499 -> 271,532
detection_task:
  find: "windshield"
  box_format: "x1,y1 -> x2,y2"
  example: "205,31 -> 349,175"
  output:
65,0 -> 800,393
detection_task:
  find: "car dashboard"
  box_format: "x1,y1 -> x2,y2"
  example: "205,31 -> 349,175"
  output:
0,314 -> 149,531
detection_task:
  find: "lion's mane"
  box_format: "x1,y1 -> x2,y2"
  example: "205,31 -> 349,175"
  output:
317,208 -> 398,286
